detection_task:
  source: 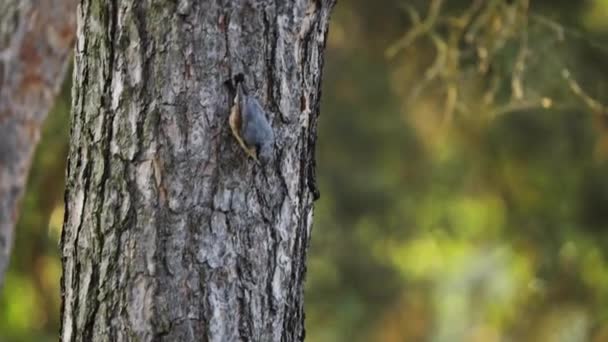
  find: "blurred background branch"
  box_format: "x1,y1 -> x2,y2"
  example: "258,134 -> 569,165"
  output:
388,0 -> 608,123
0,0 -> 75,287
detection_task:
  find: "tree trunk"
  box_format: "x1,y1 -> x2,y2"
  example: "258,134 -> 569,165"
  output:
60,0 -> 335,341
0,0 -> 76,285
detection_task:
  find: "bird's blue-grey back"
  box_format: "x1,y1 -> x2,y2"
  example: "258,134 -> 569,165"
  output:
241,96 -> 274,149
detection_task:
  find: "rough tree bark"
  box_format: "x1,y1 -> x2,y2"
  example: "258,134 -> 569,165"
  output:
0,0 -> 76,285
61,0 -> 335,341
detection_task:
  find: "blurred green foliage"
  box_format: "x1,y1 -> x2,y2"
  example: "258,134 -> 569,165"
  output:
0,76 -> 70,341
307,0 -> 608,341
2,1 -> 608,341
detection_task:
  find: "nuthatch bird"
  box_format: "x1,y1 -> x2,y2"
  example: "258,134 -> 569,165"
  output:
229,78 -> 275,165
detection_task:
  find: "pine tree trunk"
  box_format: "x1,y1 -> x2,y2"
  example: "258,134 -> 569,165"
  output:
0,0 -> 76,285
60,0 -> 335,341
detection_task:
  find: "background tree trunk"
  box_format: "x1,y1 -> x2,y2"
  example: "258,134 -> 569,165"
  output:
60,0 -> 335,340
0,0 -> 76,285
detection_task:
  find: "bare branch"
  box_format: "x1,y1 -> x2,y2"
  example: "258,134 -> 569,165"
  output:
385,0 -> 444,59
389,0 -> 608,127
562,69 -> 607,115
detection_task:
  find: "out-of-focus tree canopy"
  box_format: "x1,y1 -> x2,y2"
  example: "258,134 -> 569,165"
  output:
308,0 -> 608,341
2,0 -> 608,341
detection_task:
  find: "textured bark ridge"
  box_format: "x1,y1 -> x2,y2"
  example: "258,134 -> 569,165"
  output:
0,0 -> 76,285
61,0 -> 335,341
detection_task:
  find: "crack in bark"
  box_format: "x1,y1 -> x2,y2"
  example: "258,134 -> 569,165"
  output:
72,157 -> 91,341
81,0 -> 120,337
133,0 -> 153,163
